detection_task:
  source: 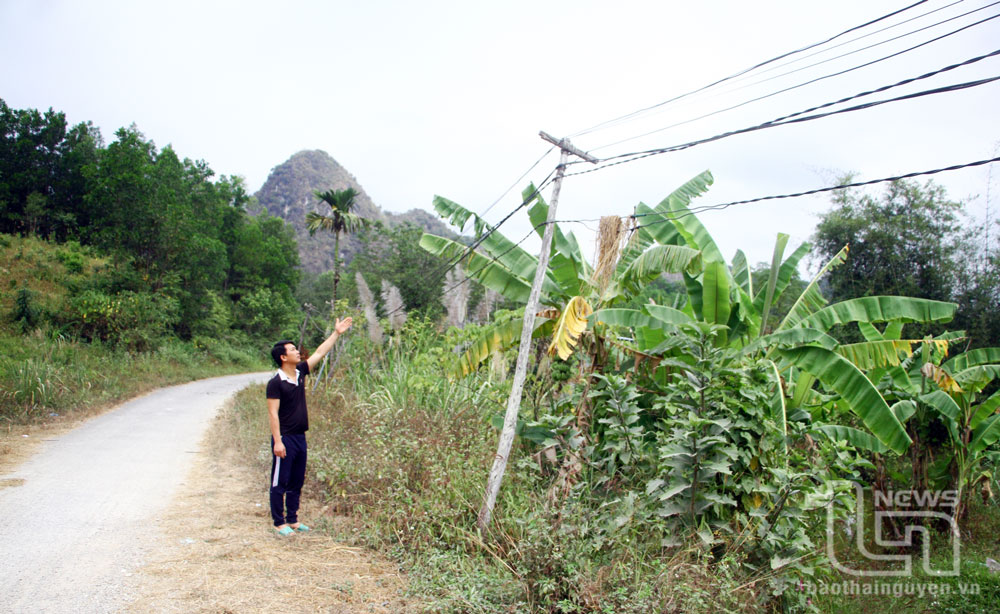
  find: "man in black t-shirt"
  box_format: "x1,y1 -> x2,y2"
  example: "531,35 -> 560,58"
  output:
266,317 -> 352,536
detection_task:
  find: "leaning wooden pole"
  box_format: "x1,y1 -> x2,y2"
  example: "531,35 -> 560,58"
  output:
477,133 -> 597,533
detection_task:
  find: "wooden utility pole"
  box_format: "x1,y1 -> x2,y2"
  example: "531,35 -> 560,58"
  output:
477,132 -> 597,533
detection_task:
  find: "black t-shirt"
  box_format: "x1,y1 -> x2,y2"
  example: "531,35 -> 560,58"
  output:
265,361 -> 310,435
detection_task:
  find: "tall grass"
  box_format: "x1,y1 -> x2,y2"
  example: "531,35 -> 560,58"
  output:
0,331 -> 266,425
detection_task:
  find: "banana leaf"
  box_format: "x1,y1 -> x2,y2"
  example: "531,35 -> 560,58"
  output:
431,195 -> 490,237
883,320 -> 905,340
757,233 -> 789,336
765,360 -> 788,461
683,271 -> 703,321
524,185 -> 592,297
919,390 -> 961,443
944,348 -> 1000,373
814,424 -> 891,454
969,414 -> 1000,455
835,340 -> 924,370
646,304 -> 695,327
630,202 -> 683,250
419,233 -> 560,304
776,244 -> 849,331
796,296 -> 957,332
971,389 -> 1000,430
549,296 -> 593,359
729,286 -> 761,340
702,261 -> 731,327
791,371 -> 817,410
637,170 -> 714,250
759,328 -> 839,352
755,241 -> 811,319
891,400 -> 917,424
454,317 -> 554,377
731,249 -> 753,297
620,244 -> 703,287
590,308 -> 659,330
662,173 -> 725,265
858,321 -> 887,342
953,365 -> 1000,396
430,196 -> 542,279
779,346 -> 911,454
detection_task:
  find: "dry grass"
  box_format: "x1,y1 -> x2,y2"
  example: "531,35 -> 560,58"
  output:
127,400 -> 416,614
592,215 -> 625,295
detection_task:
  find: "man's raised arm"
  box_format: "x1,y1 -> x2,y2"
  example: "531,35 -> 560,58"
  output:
306,317 -> 353,371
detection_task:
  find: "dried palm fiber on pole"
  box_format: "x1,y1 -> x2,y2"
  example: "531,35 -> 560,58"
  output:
355,272 -> 383,344
381,280 -> 407,331
593,216 -> 625,296
442,263 -> 470,328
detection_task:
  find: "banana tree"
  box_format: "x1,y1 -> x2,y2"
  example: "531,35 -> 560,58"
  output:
586,172 -> 958,455
421,171 -> 959,456
419,173 -> 708,376
872,343 -> 1000,518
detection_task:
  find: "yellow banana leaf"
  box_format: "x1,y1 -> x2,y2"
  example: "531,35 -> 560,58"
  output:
548,296 -> 593,360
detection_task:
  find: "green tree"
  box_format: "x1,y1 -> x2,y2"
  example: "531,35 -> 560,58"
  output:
0,98 -> 100,239
952,218 -> 1000,348
813,178 -> 963,306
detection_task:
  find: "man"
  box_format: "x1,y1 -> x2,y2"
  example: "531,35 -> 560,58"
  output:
266,317 -> 352,536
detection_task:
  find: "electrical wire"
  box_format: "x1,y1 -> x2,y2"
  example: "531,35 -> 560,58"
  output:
717,0 -> 999,96
591,8 -> 1000,151
723,0 -> 965,85
479,146 -> 556,219
566,72 -> 1000,177
590,0 -> 982,151
386,155 -> 1000,321
379,170 -> 558,319
629,155 -> 1000,229
568,0 -> 932,138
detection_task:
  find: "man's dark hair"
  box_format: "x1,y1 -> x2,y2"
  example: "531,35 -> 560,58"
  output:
271,340 -> 295,367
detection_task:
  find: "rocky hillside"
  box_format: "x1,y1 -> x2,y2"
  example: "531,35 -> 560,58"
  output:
254,150 -> 453,273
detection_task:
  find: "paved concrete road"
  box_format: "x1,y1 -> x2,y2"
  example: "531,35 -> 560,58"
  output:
0,372 -> 270,614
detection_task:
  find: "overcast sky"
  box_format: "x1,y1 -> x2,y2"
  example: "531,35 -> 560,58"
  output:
2,0 -> 998,271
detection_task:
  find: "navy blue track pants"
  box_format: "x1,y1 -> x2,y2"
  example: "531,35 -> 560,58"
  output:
270,434 -> 307,527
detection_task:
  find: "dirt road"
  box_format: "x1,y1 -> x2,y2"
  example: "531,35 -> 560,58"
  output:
0,373 -> 270,613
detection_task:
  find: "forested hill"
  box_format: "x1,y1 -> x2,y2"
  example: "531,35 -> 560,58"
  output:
255,150 -> 453,273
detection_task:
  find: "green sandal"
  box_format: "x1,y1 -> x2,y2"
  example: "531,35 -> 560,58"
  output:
293,523 -> 310,533
275,526 -> 295,536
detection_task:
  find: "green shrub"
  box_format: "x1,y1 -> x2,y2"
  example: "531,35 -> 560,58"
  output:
11,287 -> 41,332
55,244 -> 86,274
67,289 -> 179,350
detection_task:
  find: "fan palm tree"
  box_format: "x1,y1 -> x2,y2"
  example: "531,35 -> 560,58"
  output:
306,187 -> 369,312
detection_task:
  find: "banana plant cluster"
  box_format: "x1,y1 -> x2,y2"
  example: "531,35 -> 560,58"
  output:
874,342 -> 1000,518
419,171 -> 977,460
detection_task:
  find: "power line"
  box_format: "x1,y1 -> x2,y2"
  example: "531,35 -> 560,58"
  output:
568,0 -> 932,138
403,155 -> 1000,321
629,155 -> 1000,229
566,72 -> 1000,177
719,0 -> 999,97
591,8 -> 1000,151
479,146 -> 556,219
723,0 -> 965,86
